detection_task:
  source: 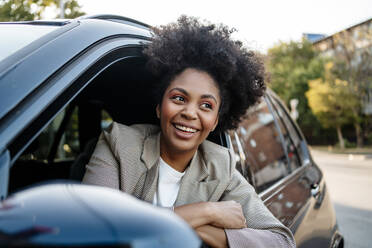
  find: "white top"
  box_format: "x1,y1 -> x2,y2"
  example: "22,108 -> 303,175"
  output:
152,157 -> 185,207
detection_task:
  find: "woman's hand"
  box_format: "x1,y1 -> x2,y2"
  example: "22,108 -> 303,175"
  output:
174,202 -> 213,228
208,200 -> 246,229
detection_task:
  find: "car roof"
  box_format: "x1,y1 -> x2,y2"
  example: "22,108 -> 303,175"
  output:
0,15 -> 151,122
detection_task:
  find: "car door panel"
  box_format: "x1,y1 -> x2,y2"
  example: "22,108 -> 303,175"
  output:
267,93 -> 337,248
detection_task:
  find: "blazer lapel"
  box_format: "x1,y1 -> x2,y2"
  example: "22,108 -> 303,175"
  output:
138,132 -> 223,205
139,132 -> 161,203
175,150 -> 220,206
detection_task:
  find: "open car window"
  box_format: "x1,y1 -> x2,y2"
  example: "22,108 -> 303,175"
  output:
9,101 -> 114,193
18,106 -> 79,163
6,47 -> 155,195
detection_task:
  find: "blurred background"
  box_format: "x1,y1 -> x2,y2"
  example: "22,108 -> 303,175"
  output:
1,1 -> 371,247
1,0 -> 371,151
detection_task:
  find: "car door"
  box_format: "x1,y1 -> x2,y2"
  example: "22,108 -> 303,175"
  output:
1,39 -> 149,196
268,93 -> 337,248
230,92 -> 332,246
265,93 -> 316,229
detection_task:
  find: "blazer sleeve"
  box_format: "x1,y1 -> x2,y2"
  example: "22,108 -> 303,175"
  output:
82,131 -> 120,189
221,170 -> 296,248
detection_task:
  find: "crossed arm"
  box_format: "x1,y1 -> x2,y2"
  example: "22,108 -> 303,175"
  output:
174,171 -> 297,248
83,126 -> 296,248
175,201 -> 246,248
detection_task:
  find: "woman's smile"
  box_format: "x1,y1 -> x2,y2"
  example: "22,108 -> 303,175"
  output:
173,124 -> 198,133
172,123 -> 199,140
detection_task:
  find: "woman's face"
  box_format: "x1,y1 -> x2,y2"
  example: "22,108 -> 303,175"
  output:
157,68 -> 220,154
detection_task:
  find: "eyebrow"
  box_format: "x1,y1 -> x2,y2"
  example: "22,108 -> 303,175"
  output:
169,87 -> 218,104
201,94 -> 218,104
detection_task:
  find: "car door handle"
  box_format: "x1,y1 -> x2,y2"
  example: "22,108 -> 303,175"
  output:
311,183 -> 320,197
311,183 -> 325,209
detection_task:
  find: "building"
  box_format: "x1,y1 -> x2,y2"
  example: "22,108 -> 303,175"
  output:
310,18 -> 372,115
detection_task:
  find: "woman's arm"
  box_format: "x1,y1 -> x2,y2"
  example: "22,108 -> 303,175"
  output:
174,201 -> 247,247
195,225 -> 227,248
174,201 -> 246,229
174,202 -> 212,228
221,170 -> 296,248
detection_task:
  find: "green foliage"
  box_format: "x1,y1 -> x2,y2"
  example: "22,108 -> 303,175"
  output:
306,62 -> 360,129
0,0 -> 84,21
329,27 -> 372,147
267,39 -> 327,142
62,0 -> 84,18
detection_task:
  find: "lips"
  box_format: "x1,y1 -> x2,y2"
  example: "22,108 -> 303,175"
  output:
172,123 -> 200,140
174,124 -> 198,133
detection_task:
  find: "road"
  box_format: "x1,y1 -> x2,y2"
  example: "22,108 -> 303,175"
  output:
310,149 -> 372,248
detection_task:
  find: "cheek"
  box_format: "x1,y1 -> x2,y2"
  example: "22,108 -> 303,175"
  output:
160,101 -> 178,124
201,113 -> 219,130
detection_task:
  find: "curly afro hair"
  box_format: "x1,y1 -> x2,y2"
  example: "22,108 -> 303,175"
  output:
143,15 -> 266,131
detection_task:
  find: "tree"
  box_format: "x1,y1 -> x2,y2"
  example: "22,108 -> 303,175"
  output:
0,0 -> 85,21
266,39 -> 327,142
329,26 -> 372,147
306,62 -> 360,149
62,0 -> 84,18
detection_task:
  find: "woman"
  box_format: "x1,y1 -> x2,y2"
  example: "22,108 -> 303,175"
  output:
83,16 -> 295,248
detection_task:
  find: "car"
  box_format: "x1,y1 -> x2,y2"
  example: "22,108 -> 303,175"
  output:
0,15 -> 344,248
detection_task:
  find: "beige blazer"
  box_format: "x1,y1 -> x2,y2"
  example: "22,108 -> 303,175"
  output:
83,122 -> 296,248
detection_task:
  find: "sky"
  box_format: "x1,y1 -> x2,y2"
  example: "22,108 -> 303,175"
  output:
73,0 -> 372,53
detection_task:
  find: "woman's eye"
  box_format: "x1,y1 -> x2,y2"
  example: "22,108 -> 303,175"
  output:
172,95 -> 185,102
201,103 -> 213,110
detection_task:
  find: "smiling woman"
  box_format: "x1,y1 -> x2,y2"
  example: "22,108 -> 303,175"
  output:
82,16 -> 295,248
157,68 -> 220,170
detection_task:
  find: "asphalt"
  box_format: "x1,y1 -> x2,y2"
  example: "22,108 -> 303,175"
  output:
310,149 -> 372,248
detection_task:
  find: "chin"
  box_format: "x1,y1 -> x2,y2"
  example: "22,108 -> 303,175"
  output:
169,139 -> 200,153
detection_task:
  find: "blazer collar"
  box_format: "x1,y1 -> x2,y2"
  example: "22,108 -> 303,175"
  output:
140,131 -> 209,182
140,132 -> 161,170
184,149 -> 209,182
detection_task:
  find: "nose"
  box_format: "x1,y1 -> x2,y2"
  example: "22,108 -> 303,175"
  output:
181,105 -> 197,120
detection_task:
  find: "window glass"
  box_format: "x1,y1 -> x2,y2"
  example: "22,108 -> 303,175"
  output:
236,100 -> 290,193
18,106 -> 113,163
19,106 -> 79,162
270,98 -> 303,168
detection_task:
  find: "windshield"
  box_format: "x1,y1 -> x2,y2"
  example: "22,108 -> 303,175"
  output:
0,24 -> 59,62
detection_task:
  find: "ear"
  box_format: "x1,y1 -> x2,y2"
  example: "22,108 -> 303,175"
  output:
156,104 -> 160,119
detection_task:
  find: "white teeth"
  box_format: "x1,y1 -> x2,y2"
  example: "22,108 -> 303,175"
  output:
175,124 -> 197,133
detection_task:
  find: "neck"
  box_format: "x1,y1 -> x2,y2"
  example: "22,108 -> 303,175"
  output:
160,136 -> 197,172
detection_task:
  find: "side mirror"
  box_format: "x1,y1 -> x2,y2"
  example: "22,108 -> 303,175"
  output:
0,183 -> 201,248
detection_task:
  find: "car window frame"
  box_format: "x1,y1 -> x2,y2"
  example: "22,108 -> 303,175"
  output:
228,95 -> 294,194
267,96 -> 303,171
228,130 -> 257,187
267,93 -> 311,166
2,41 -> 147,169
0,21 -> 77,75
0,150 -> 10,200
257,93 -> 311,201
264,95 -> 292,173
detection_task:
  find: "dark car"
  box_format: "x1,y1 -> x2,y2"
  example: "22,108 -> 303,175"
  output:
0,15 -> 343,248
